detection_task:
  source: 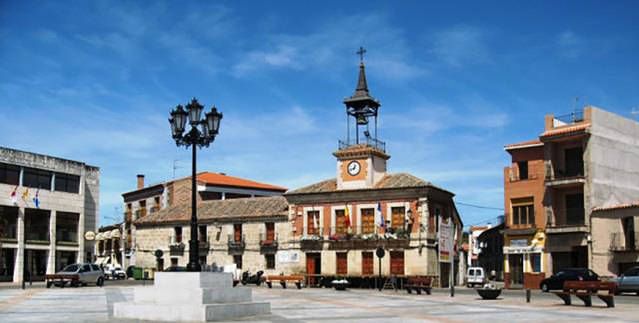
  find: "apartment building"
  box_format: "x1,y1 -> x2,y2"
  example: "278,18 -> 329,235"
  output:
0,146 -> 99,282
503,106 -> 639,286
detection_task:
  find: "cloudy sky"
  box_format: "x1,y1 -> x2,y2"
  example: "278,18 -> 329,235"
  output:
1,1 -> 638,228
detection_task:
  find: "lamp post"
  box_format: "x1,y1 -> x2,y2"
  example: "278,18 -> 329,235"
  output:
169,98 -> 223,272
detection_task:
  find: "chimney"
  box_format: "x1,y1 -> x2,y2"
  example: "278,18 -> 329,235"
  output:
137,174 -> 145,189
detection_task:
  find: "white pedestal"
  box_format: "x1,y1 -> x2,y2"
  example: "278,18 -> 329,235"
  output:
114,272 -> 270,321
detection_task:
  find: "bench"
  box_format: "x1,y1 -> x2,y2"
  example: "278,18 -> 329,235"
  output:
45,274 -> 80,288
264,275 -> 304,289
405,276 -> 433,295
553,280 -> 616,308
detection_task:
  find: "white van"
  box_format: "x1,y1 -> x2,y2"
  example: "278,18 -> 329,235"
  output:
466,267 -> 485,287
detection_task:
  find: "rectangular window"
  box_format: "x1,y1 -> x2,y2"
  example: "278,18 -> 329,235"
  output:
234,255 -> 242,269
517,161 -> 528,180
336,252 -> 347,275
391,207 -> 405,229
335,209 -> 346,234
0,163 -> 20,186
174,227 -> 182,243
390,251 -> 405,275
265,222 -> 275,241
22,168 -> 52,190
0,206 -> 18,240
564,147 -> 584,177
25,208 -> 50,242
265,254 -> 275,269
530,253 -> 541,272
361,208 -> 375,234
54,173 -> 80,193
512,200 -> 534,226
565,193 -> 584,225
307,211 -> 319,235
56,212 -> 79,243
198,225 -> 207,242
362,252 -> 374,275
234,224 -> 242,242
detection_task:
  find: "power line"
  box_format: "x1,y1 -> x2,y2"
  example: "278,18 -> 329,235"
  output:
455,201 -> 504,211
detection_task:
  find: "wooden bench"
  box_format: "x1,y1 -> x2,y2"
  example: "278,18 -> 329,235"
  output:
405,276 -> 433,295
553,280 -> 616,308
265,275 -> 304,289
45,274 -> 80,288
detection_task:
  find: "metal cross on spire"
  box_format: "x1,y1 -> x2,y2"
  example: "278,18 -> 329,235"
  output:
356,46 -> 367,63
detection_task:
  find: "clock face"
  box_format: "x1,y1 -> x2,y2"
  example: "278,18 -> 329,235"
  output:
347,161 -> 361,176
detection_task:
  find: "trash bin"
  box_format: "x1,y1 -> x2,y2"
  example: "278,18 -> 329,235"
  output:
132,267 -> 144,280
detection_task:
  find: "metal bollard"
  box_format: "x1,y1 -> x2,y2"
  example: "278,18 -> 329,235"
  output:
526,289 -> 531,303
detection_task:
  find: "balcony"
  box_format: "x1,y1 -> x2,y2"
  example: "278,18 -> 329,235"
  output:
259,233 -> 278,253
610,232 -> 638,252
338,137 -> 386,153
169,242 -> 185,256
545,164 -> 585,187
198,240 -> 210,251
227,234 -> 245,254
504,223 -> 537,235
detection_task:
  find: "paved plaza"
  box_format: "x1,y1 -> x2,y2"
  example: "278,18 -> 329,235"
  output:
0,284 -> 638,322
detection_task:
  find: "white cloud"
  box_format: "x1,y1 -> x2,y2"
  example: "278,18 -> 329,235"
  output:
431,25 -> 489,67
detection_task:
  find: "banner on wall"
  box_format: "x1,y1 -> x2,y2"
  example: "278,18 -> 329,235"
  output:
277,251 -> 300,263
438,216 -> 454,263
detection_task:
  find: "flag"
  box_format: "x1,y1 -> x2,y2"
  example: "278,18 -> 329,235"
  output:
375,202 -> 385,228
344,204 -> 351,228
33,189 -> 40,208
21,188 -> 30,204
10,186 -> 18,205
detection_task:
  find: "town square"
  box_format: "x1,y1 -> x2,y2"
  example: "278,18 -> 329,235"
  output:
1,0 -> 639,322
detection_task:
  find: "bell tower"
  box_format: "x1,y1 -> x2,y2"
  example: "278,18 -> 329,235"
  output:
334,47 -> 390,190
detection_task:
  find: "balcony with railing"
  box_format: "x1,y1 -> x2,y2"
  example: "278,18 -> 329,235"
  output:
338,137 -> 386,153
300,226 -> 411,250
546,207 -> 587,234
259,233 -> 278,253
610,232 -> 638,252
227,234 -> 246,254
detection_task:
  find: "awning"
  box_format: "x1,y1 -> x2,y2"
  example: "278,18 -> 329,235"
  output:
103,231 -> 112,239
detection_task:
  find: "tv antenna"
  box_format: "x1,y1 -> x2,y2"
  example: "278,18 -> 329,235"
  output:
172,159 -> 183,178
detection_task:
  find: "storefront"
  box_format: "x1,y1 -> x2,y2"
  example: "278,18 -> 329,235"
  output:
503,231 -> 546,289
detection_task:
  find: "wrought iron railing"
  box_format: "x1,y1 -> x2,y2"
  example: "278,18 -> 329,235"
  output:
555,110 -> 584,124
610,232 -> 638,251
338,137 -> 386,152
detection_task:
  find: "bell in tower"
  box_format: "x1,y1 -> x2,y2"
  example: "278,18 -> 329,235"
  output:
335,47 -> 390,190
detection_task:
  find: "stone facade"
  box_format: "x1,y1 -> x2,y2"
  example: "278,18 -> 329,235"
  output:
0,146 -> 99,282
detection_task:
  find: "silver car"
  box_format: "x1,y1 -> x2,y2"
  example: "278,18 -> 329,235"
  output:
615,266 -> 639,295
48,263 -> 105,288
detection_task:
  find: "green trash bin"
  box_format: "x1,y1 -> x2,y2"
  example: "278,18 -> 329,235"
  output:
132,267 -> 144,280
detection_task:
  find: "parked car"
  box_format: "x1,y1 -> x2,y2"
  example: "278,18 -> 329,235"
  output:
540,268 -> 599,292
614,266 -> 639,295
104,265 -> 127,280
466,267 -> 485,287
48,263 -> 104,288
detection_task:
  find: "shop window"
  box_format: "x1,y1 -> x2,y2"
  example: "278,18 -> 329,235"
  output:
530,253 -> 541,272
265,254 -> 275,269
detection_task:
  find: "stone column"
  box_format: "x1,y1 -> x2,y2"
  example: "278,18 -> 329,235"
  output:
77,211 -> 85,263
46,211 -> 57,274
13,207 -> 25,283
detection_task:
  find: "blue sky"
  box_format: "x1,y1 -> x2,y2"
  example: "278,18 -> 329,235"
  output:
1,1 -> 638,228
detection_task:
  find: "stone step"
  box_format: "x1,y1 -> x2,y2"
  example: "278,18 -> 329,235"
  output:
113,301 -> 271,322
134,286 -> 253,304
154,272 -> 233,289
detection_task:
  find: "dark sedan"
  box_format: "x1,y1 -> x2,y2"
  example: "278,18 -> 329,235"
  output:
540,268 -> 599,292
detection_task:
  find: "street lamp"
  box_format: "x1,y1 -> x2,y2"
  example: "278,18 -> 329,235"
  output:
169,98 -> 223,272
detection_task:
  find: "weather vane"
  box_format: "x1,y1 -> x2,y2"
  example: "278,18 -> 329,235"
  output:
356,46 -> 366,63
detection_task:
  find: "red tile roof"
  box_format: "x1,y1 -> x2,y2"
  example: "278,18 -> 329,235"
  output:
504,139 -> 543,150
197,172 -> 287,192
540,123 -> 590,139
286,173 -> 448,195
592,202 -> 639,212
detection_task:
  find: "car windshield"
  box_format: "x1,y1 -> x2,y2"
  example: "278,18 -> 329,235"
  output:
62,264 -> 79,272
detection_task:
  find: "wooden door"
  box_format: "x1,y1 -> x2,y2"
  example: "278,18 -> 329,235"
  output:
361,208 -> 375,234
391,207 -> 405,230
390,251 -> 404,275
362,252 -> 374,275
265,222 -> 275,241
335,209 -> 346,234
306,253 -> 321,286
336,252 -> 347,275
234,224 -> 242,242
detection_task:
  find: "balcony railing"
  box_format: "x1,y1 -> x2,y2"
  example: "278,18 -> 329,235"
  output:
259,233 -> 278,247
169,242 -> 185,256
227,234 -> 246,254
555,110 -> 584,125
338,137 -> 386,153
610,232 -> 638,251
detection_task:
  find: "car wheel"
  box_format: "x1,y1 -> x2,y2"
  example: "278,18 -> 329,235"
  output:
466,283 -> 472,288
97,277 -> 104,287
541,283 -> 549,292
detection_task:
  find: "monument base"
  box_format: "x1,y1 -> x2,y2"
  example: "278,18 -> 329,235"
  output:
113,272 -> 270,322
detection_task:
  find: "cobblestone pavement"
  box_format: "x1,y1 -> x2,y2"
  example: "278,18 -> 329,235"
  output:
0,286 -> 637,322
